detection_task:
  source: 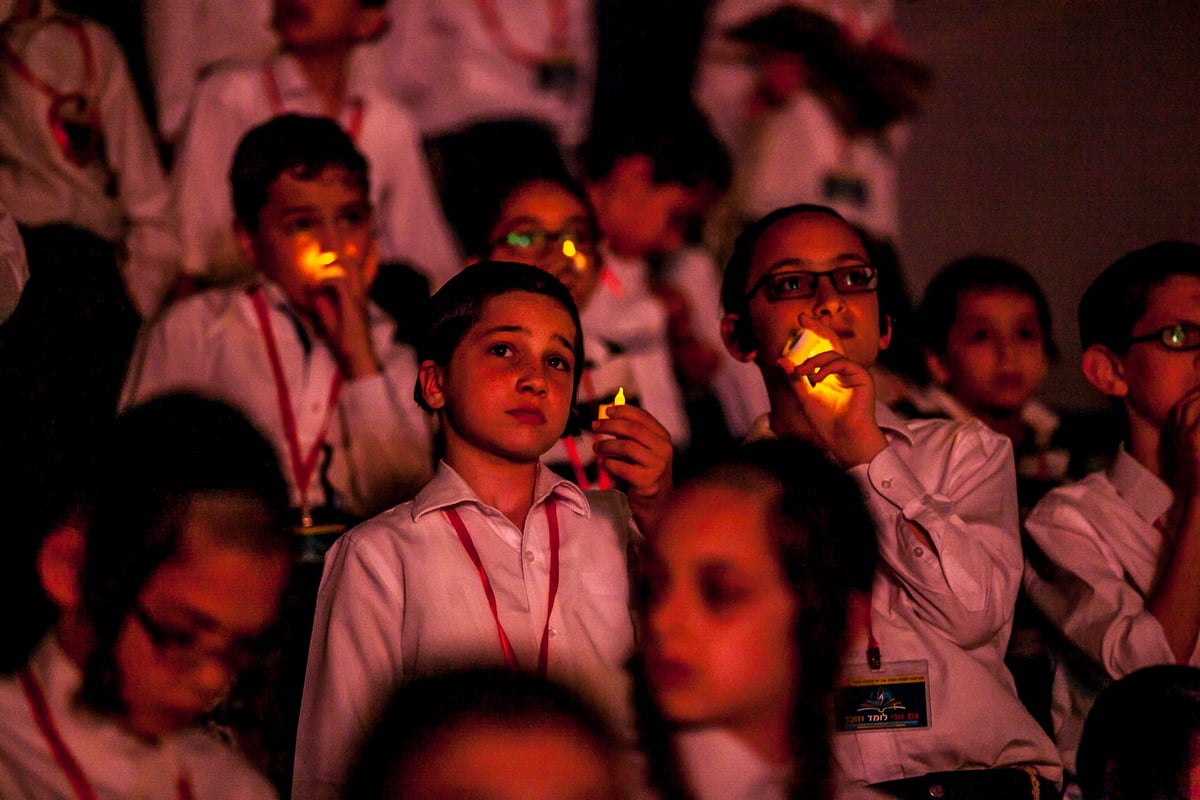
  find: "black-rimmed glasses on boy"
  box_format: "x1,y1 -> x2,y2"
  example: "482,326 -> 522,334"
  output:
132,603 -> 264,672
1128,322 -> 1200,352
745,265 -> 878,303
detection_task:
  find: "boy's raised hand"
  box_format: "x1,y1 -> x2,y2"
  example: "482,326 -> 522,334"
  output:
591,404 -> 673,534
776,313 -> 887,468
310,242 -> 382,380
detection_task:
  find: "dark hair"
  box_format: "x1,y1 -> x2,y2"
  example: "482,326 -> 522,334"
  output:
76,394 -> 290,713
579,103 -> 731,194
230,114 -> 370,233
1077,665 -> 1200,800
463,170 -> 600,263
636,438 -> 879,800
1079,241 -> 1200,353
344,668 -> 620,799
721,204 -> 884,353
917,255 -> 1057,359
413,261 -> 585,412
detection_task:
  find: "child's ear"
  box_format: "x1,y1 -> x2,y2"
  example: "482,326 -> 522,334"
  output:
878,314 -> 893,352
924,348 -> 951,386
418,360 -> 448,410
235,222 -> 260,271
38,525 -> 85,613
353,5 -> 389,42
720,313 -> 757,363
1081,344 -> 1128,398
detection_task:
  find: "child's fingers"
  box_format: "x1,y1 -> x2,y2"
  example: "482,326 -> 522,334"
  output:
590,405 -> 672,446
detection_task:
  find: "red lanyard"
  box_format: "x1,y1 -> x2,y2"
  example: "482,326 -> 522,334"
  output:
475,0 -> 569,67
260,60 -> 364,142
249,287 -> 343,523
443,498 -> 561,676
19,668 -> 194,800
561,435 -> 611,490
1,18 -> 102,167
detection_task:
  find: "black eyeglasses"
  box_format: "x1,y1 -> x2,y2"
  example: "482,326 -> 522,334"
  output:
132,603 -> 264,672
746,265 -> 878,302
1128,322 -> 1200,352
492,228 -> 597,259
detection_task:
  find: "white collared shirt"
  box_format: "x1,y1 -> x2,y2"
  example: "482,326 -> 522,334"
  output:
171,51 -> 459,286
292,461 -> 639,800
677,728 -> 790,800
120,279 -> 433,517
748,405 -> 1062,796
0,637 -> 277,800
1023,446 -> 1180,774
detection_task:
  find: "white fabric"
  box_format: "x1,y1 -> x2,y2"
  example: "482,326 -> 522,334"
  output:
171,51 -> 460,287
120,279 -> 433,517
659,245 -> 770,438
365,0 -> 595,146
141,0 -> 276,144
0,637 -> 277,800
0,9 -> 180,316
292,461 -> 638,800
676,728 -> 790,800
1022,447 -> 1180,775
0,198 -> 28,322
748,405 -> 1062,797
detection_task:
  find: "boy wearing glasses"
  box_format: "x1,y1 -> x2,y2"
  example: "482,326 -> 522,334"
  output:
719,204 -> 1060,799
1023,241 -> 1200,788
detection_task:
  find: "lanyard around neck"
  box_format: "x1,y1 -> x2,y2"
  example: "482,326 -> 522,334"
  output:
443,498 -> 561,676
19,668 -> 194,800
249,286 -> 344,522
260,59 -> 364,142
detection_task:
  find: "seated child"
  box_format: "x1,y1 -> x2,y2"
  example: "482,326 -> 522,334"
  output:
292,261 -> 673,800
171,0 -> 458,286
1023,241 -> 1200,784
123,115 -> 433,531
0,393 -> 290,799
345,668 -> 624,800
637,438 -> 878,800
469,169 -> 672,489
1076,665 -> 1200,800
917,255 -> 1070,512
718,204 -> 1061,798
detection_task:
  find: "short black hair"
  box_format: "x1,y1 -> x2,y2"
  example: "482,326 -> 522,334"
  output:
637,438 -> 878,800
76,394 -> 289,713
344,668 -> 619,799
917,255 -> 1057,359
230,114 -> 369,232
579,103 -> 731,193
413,261 -> 585,412
1077,665 -> 1200,800
1079,241 -> 1200,353
721,204 -> 882,353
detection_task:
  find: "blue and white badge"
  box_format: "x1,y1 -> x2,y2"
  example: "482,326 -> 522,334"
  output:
835,659 -> 930,732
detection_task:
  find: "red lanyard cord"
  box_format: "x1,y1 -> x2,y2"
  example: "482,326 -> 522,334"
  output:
444,498 -> 561,676
20,668 -> 194,800
1,18 -> 95,105
249,287 -> 344,519
260,60 -> 364,142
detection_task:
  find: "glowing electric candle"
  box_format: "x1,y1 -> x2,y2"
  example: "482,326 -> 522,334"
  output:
598,386 -> 626,419
781,328 -> 850,403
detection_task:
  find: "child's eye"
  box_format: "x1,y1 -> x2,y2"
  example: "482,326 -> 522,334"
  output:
546,354 -> 572,372
488,343 -> 512,357
284,216 -> 318,235
1018,326 -> 1043,343
697,569 -> 750,613
965,328 -> 992,344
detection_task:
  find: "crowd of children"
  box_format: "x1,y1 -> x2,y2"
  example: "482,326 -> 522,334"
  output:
3,2 -> 1199,800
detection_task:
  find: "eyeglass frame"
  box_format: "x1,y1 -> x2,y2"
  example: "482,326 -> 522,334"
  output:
131,602 -> 266,673
744,265 -> 879,303
491,227 -> 599,258
1127,322 -> 1200,352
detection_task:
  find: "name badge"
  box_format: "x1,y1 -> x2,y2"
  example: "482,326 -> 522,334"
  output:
835,659 -> 930,732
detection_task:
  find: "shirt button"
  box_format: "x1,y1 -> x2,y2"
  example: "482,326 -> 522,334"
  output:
913,546 -> 925,558
548,627 -> 557,638
524,550 -> 535,563
881,479 -> 892,489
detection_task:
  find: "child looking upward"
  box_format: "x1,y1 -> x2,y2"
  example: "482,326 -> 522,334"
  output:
718,204 -> 1060,798
0,394 -> 291,799
1023,241 -> 1200,784
293,262 -> 672,800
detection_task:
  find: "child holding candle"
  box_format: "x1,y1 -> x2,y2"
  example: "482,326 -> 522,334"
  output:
292,261 -> 673,800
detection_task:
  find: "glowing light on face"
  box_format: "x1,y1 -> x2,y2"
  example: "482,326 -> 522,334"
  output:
782,328 -> 850,405
299,236 -> 346,281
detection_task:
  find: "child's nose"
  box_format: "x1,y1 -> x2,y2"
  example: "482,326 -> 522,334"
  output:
811,275 -> 846,317
518,362 -> 549,394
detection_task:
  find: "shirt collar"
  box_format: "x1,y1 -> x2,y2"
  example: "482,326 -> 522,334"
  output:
1109,445 -> 1173,525
676,728 -> 790,800
747,402 -> 913,445
411,460 -> 592,521
269,52 -> 366,108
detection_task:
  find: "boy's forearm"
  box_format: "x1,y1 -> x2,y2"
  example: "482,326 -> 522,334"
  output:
1149,497 -> 1200,663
